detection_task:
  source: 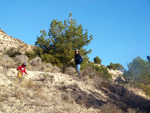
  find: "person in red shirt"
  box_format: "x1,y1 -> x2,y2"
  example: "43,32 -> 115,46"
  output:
17,63 -> 28,81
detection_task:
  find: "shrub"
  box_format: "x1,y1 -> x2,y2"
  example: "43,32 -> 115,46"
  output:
25,51 -> 37,60
93,75 -> 103,89
65,67 -> 76,75
0,55 -> 16,68
29,56 -> 43,71
0,55 -> 13,63
94,65 -> 112,80
107,62 -> 124,71
82,63 -> 112,80
6,48 -> 21,57
29,56 -> 42,66
52,66 -> 61,73
42,63 -> 53,72
94,56 -> 102,64
14,55 -> 28,65
23,80 -> 35,89
81,66 -> 96,78
45,63 -> 52,68
114,63 -> 124,71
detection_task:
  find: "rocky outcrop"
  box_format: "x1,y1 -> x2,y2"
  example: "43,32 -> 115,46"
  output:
0,29 -> 34,54
107,69 -> 125,82
94,63 -> 125,82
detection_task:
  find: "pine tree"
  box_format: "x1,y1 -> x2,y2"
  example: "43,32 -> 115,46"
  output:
35,13 -> 93,70
124,56 -> 150,83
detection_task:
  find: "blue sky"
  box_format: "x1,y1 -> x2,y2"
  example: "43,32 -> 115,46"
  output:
1,0 -> 150,69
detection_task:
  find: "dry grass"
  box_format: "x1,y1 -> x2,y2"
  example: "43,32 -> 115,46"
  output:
14,55 -> 28,65
61,93 -> 75,104
81,66 -> 96,78
100,102 -> 124,113
21,79 -> 41,91
42,63 -> 53,72
14,79 -> 48,102
29,56 -> 42,71
29,56 -> 42,66
52,66 -> 61,73
64,67 -> 76,76
14,87 -> 23,100
23,79 -> 35,89
0,55 -> 16,68
93,75 -> 103,89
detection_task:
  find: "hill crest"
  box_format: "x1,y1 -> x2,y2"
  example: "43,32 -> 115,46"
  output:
0,29 -> 34,54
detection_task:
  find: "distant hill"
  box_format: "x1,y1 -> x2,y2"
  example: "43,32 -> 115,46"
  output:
0,29 -> 34,55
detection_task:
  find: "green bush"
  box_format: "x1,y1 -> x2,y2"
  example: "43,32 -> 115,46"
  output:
6,48 -> 21,57
25,51 -> 37,60
94,65 -> 112,80
107,62 -> 124,71
94,56 -> 102,64
82,63 -> 112,80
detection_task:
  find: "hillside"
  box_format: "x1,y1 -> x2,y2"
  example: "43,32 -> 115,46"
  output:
0,29 -> 34,55
0,29 -> 150,113
0,65 -> 150,113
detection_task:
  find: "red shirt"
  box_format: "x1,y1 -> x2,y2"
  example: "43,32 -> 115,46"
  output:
17,65 -> 28,75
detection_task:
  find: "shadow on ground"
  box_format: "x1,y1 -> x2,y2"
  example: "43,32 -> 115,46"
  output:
100,82 -> 150,113
58,82 -> 150,113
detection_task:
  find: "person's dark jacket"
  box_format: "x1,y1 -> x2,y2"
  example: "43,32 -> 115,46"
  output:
75,54 -> 82,65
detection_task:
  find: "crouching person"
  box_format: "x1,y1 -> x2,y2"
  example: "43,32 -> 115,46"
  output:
17,63 -> 28,82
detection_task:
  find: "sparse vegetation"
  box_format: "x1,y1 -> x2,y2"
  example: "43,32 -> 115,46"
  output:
22,80 -> 35,89
6,48 -> 21,57
29,56 -> 43,71
14,87 -> 23,100
29,56 -> 42,66
0,55 -> 16,68
52,66 -> 61,73
14,55 -> 28,65
64,67 -> 76,75
81,66 -> 96,78
42,63 -> 53,72
82,63 -> 112,80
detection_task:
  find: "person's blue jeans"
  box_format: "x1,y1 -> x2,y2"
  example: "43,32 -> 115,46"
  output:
76,64 -> 80,75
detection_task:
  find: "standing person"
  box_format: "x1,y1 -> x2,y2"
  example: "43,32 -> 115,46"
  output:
17,63 -> 28,81
75,50 -> 83,75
